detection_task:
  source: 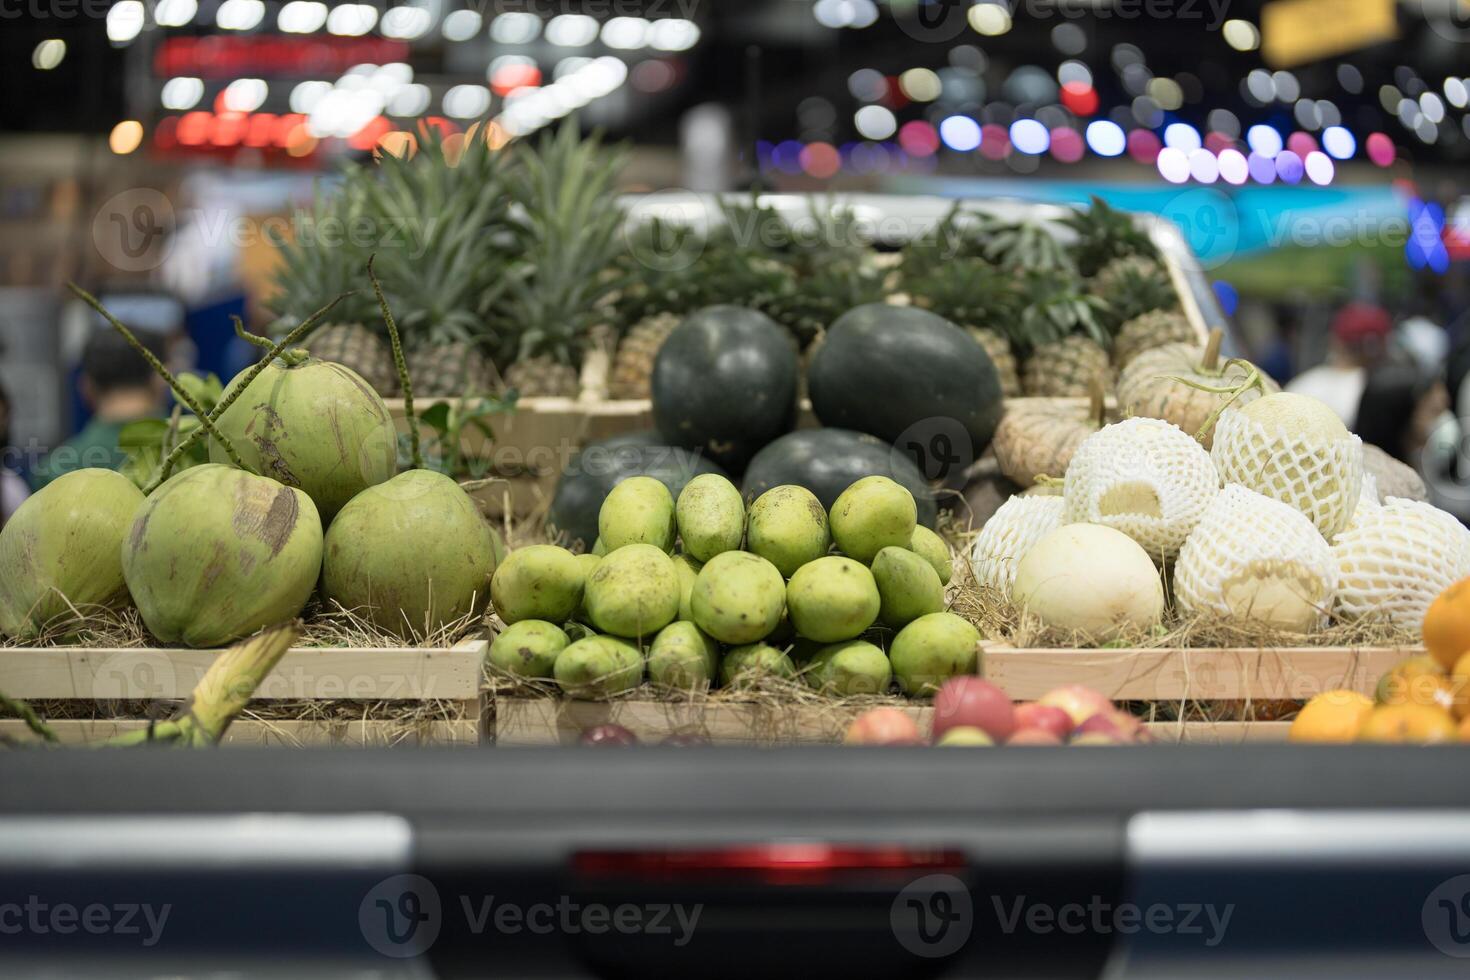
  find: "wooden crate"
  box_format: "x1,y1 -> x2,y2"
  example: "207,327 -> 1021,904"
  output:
492,697 -> 1288,746
979,641 -> 1418,703
491,640 -> 1417,747
0,638 -> 487,747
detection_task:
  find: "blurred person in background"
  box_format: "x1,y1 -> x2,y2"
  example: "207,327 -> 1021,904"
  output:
0,380 -> 30,525
1285,302 -> 1395,429
30,330 -> 167,490
1354,361 -> 1450,466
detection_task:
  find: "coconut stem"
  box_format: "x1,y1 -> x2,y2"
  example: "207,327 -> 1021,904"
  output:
68,283 -> 255,476
368,254 -> 421,470
0,690 -> 59,743
233,316 -> 308,367
100,622 -> 297,748
147,293 -> 349,491
1200,328 -> 1223,373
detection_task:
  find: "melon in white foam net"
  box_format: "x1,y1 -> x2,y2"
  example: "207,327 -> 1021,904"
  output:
1211,392 -> 1363,539
1332,497 -> 1470,632
1012,523 -> 1165,641
969,494 -> 1065,595
1339,471 -> 1381,539
1062,417 -> 1218,561
1174,484 -> 1336,632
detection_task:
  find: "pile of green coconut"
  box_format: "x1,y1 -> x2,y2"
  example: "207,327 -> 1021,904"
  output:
0,264 -> 501,648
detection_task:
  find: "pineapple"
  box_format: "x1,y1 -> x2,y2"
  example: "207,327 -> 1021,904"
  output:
1009,269 -> 1113,397
609,312 -> 680,401
407,341 -> 496,397
505,355 -> 581,399
498,121 -> 627,398
265,179 -> 401,392
361,127 -> 514,396
302,323 -> 400,396
1089,254 -> 1178,329
967,327 -> 1022,397
1063,195 -> 1159,277
1022,335 -> 1111,398
1113,309 -> 1198,371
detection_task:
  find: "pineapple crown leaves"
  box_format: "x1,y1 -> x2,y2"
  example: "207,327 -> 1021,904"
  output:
500,119 -> 630,365
902,257 -> 1022,330
1063,195 -> 1159,276
1004,269 -> 1112,354
1090,256 -> 1179,329
976,214 -> 1078,274
265,178 -> 381,332
756,259 -> 887,348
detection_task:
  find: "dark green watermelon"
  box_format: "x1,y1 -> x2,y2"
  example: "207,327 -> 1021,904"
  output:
651,305 -> 798,471
741,428 -> 938,527
807,303 -> 1002,484
547,430 -> 728,549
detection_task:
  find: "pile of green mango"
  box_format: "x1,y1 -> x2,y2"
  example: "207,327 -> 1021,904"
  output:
489,473 -> 980,699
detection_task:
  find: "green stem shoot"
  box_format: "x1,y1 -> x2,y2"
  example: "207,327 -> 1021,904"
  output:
368,254 -> 421,470
68,283 -> 254,476
0,690 -> 59,743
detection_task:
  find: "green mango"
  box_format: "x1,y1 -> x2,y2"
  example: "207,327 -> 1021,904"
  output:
599,476 -> 676,551
746,484 -> 831,578
490,544 -> 585,625
889,612 -> 980,696
829,475 -> 917,563
488,620 -> 569,679
871,546 -> 945,628
124,464 -> 322,648
785,556 -> 880,643
805,640 -> 892,696
584,544 -> 679,637
675,473 -> 745,561
648,621 -> 719,691
690,551 -> 786,644
0,469 -> 143,639
322,469 -> 497,637
554,634 -> 644,699
720,643 -> 796,690
908,524 -> 953,585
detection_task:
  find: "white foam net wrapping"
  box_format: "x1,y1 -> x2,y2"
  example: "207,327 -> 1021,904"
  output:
969,495 -> 1065,597
1338,471 -> 1381,539
1174,484 -> 1336,630
1332,497 -> 1470,632
1063,417 -> 1218,561
1211,408 -> 1364,539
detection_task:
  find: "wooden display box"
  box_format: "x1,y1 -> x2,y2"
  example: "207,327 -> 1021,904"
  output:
491,640 -> 1419,747
0,638 -> 487,747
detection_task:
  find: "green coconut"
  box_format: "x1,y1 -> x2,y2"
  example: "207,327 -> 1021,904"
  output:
123,464 -> 323,648
210,356 -> 398,522
322,469 -> 498,637
0,469 -> 144,639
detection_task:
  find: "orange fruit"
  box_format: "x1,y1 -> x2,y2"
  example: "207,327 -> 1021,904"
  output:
1289,690 -> 1374,743
1422,577 -> 1470,670
1458,716 -> 1470,742
1357,704 -> 1459,744
1376,655 -> 1455,711
1451,651 -> 1470,721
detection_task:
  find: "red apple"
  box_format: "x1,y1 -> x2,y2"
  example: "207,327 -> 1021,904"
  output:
1075,710 -> 1150,745
1012,703 -> 1073,741
844,707 -> 923,745
580,724 -> 638,746
1006,728 -> 1064,746
1071,732 -> 1126,747
1038,685 -> 1113,727
934,726 -> 995,747
931,677 -> 1016,742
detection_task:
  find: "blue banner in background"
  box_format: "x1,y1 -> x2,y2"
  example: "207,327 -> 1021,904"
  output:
885,176 -> 1407,268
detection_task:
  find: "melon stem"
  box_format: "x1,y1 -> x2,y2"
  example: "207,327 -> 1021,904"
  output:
1169,359 -> 1266,444
1200,328 -> 1223,373
68,283 -> 255,478
146,292 -> 350,491
368,254 -> 421,471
